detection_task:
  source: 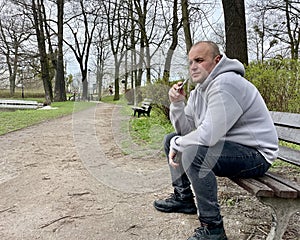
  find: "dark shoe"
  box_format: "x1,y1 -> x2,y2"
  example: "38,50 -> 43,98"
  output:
153,193 -> 197,214
187,225 -> 228,240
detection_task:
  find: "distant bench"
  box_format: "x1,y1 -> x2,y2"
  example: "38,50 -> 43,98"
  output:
231,111 -> 300,240
0,99 -> 41,110
132,99 -> 152,118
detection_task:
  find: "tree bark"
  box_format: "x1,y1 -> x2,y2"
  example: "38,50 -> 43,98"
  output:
222,0 -> 248,65
54,0 -> 66,102
181,0 -> 192,54
32,0 -> 53,104
163,0 -> 179,83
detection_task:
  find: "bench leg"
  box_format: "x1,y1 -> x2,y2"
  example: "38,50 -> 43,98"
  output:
259,197 -> 300,240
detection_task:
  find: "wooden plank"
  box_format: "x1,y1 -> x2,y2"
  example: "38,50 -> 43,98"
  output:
257,175 -> 298,199
270,111 -> 300,128
265,172 -> 300,197
277,146 -> 300,167
230,178 -> 274,197
276,125 -> 300,145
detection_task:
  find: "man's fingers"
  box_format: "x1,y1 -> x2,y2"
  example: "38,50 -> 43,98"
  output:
168,157 -> 179,168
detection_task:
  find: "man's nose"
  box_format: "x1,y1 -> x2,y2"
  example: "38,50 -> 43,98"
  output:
190,61 -> 197,70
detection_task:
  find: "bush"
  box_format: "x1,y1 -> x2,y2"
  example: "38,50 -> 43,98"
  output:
245,59 -> 299,113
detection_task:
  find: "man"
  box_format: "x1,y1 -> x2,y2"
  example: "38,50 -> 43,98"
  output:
153,41 -> 278,240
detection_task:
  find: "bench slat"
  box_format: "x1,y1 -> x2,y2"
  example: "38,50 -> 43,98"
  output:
0,100 -> 38,105
231,178 -> 274,197
278,146 -> 300,167
265,172 -> 300,197
275,125 -> 300,145
0,105 -> 38,109
257,175 -> 298,198
0,99 -> 39,110
270,111 -> 300,128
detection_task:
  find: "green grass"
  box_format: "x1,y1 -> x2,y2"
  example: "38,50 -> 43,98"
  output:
129,107 -> 173,145
0,101 -> 96,135
101,95 -> 174,154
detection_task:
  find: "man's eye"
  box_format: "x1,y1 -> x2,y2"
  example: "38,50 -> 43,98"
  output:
189,58 -> 203,65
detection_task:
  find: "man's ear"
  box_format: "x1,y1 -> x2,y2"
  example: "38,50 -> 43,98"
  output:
215,55 -> 222,63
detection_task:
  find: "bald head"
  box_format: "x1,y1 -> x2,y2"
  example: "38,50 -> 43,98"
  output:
191,41 -> 221,58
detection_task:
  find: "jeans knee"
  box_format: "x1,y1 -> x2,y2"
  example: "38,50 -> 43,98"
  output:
164,133 -> 177,149
181,145 -> 211,172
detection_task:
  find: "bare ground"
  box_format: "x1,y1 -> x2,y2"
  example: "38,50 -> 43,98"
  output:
0,102 -> 299,240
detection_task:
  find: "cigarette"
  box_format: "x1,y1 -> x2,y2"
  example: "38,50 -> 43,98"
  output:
177,78 -> 189,91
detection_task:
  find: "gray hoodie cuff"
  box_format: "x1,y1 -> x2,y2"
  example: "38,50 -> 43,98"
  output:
170,136 -> 184,152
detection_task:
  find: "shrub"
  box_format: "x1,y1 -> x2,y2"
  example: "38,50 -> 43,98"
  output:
246,59 -> 299,113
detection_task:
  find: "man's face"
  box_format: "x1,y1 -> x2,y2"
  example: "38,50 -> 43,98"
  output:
188,43 -> 220,84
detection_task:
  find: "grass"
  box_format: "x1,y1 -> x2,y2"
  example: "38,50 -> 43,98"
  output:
129,107 -> 173,145
101,95 -> 174,154
0,101 -> 96,135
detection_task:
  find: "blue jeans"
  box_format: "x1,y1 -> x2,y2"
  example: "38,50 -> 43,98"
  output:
164,133 -> 271,227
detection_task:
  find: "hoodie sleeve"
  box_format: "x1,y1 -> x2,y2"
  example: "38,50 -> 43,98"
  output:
171,86 -> 243,152
169,91 -> 196,135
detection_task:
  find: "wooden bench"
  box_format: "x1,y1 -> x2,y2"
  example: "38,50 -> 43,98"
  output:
132,99 -> 152,118
0,99 -> 40,110
231,111 -> 300,240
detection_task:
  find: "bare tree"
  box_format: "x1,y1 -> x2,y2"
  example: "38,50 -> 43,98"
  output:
0,3 -> 32,96
162,0 -> 181,83
259,0 -> 299,59
247,0 -> 299,60
64,0 -> 100,100
103,0 -> 129,101
93,21 -> 110,101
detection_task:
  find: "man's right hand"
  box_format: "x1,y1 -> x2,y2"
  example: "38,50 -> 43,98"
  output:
168,149 -> 179,168
168,82 -> 186,103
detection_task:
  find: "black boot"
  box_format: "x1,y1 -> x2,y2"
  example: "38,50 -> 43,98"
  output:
153,193 -> 197,214
187,222 -> 228,240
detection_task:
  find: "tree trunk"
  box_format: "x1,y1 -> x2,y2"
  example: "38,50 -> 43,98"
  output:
163,0 -> 179,83
181,0 -> 192,54
82,70 -> 88,100
32,0 -> 53,104
114,56 -> 120,101
54,0 -> 66,102
222,0 -> 248,65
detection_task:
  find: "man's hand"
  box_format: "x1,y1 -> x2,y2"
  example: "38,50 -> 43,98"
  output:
169,82 -> 186,103
168,149 -> 179,168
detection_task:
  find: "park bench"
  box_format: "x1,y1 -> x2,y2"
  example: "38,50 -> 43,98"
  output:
0,99 -> 40,110
231,111 -> 300,240
132,99 -> 152,118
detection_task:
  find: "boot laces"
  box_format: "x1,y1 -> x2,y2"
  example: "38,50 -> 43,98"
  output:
166,193 -> 178,202
193,226 -> 210,237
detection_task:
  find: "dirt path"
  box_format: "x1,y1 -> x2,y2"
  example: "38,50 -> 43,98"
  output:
0,102 -> 299,240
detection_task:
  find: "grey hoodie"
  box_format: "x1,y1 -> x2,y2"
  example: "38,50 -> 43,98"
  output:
170,55 -> 278,164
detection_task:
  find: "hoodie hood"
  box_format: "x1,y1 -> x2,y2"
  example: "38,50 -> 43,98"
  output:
197,54 -> 245,90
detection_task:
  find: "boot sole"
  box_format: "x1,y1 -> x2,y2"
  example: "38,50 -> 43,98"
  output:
154,204 -> 197,214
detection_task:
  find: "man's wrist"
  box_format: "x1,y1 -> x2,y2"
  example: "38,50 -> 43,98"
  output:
170,136 -> 182,152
